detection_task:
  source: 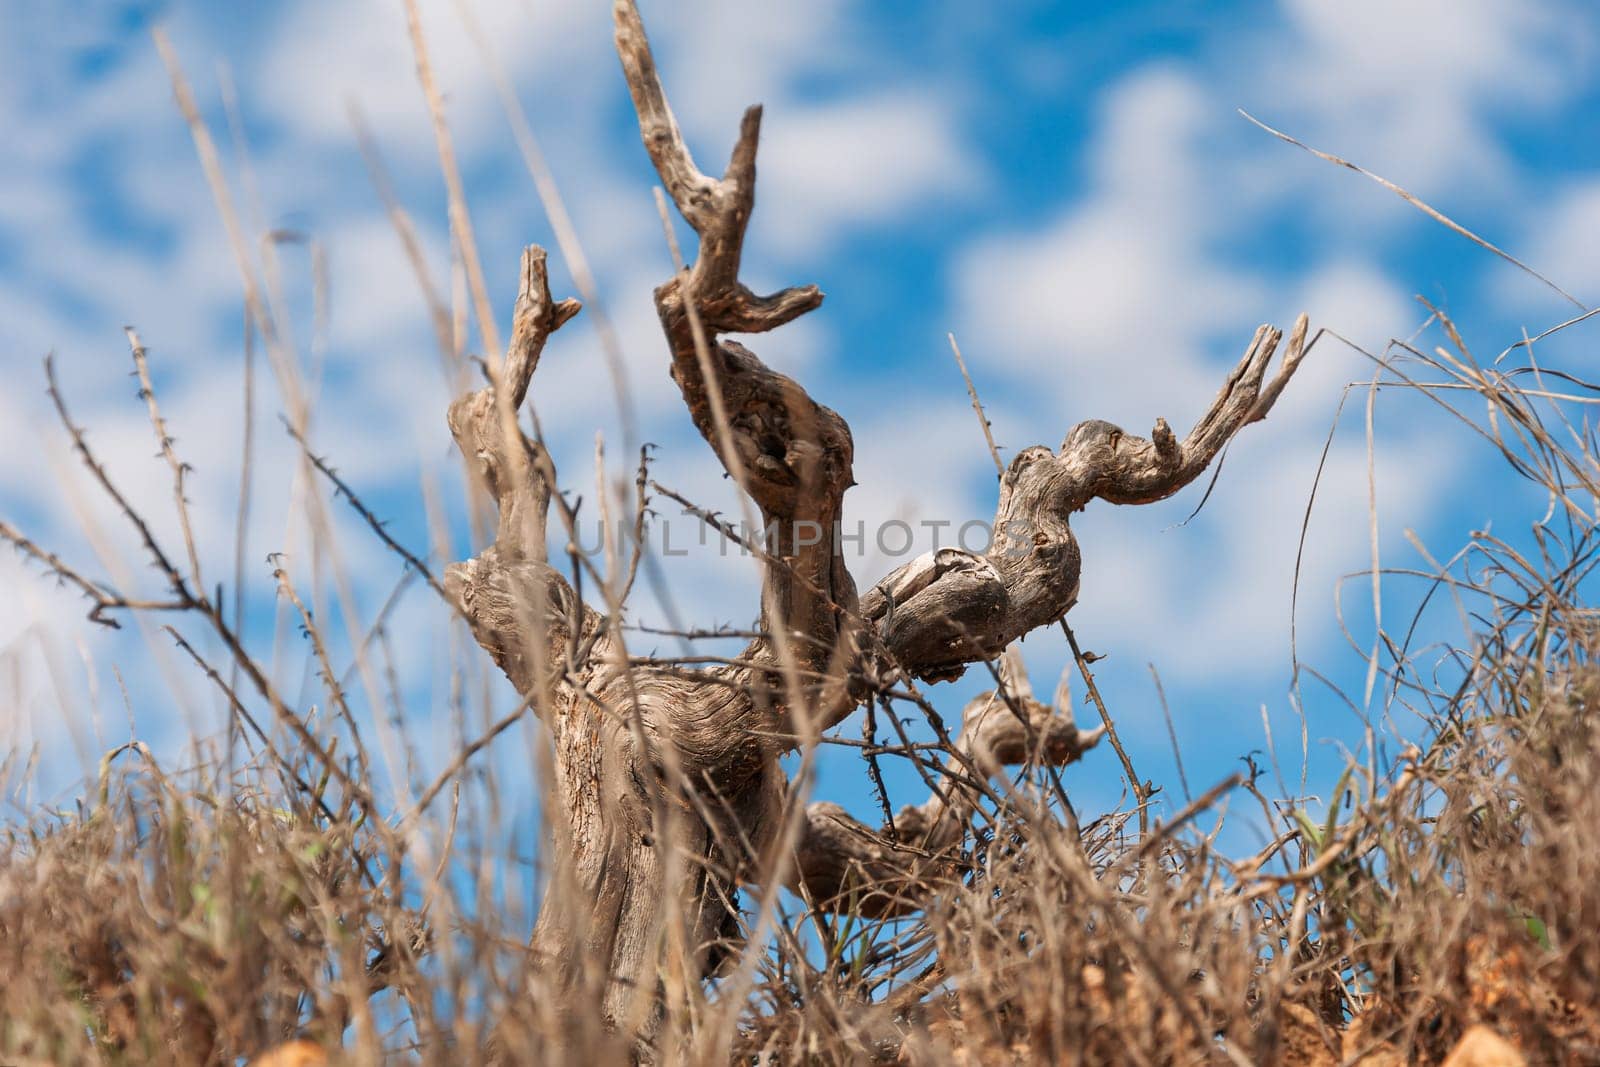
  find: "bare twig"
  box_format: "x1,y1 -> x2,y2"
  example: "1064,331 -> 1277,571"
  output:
401,0 -> 501,368
1063,620 -> 1151,837
948,332 -> 1004,478
127,329 -> 204,592
1242,111 -> 1585,309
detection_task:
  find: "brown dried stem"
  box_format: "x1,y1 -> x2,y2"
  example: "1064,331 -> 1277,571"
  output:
794,651 -> 1105,917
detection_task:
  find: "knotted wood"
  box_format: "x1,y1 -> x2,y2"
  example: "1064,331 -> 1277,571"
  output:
443,0 -> 1314,1046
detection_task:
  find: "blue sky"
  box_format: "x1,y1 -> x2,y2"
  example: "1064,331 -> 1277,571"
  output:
4,0 -> 1600,855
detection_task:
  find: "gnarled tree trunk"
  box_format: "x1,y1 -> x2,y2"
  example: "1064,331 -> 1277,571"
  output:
443,0 -> 1311,1050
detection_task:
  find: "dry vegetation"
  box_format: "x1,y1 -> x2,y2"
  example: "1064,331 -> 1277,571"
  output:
3,3 -> 1598,1065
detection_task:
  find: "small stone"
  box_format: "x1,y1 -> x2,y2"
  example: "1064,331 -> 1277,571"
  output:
1440,1025 -> 1526,1067
250,1040 -> 329,1067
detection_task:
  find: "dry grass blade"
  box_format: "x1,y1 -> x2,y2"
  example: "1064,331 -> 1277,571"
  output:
1241,110 -> 1586,310
402,0 -> 501,369
6,8 -> 1600,1067
948,332 -> 1005,479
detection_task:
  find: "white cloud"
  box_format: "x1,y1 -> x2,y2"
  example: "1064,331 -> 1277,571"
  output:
642,0 -> 851,142
753,91 -> 980,257
1512,180 -> 1600,309
1070,427 -> 1454,680
1247,0 -> 1593,222
255,0 -> 594,158
252,0 -> 854,167
843,400 -> 998,583
957,67 -> 1266,427
1276,260 -> 1418,418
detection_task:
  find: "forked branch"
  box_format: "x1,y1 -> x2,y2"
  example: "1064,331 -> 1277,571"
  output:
861,315 -> 1313,681
505,248 -> 583,412
1058,316 -> 1310,507
614,2 -> 821,333
794,649 -> 1104,917
444,246 -> 591,699
616,0 -> 855,683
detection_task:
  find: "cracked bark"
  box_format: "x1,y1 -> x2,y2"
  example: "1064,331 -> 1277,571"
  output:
443,0 -> 1312,1040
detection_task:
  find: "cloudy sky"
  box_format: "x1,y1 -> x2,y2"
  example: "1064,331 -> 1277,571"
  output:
3,0 -> 1598,843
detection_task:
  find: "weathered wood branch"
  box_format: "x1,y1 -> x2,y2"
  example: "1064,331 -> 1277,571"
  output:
614,0 -> 1313,898
794,650 -> 1105,917
860,315 -> 1311,682
619,0 -> 1314,707
615,4 -> 821,334
1059,320 -> 1300,506
444,246 -> 590,700
434,2 -> 1317,1039
616,0 -> 857,720
446,236 -> 788,1030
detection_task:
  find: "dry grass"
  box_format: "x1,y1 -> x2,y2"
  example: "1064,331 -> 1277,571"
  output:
5,14 -> 1600,1065
5,299 -> 1598,1066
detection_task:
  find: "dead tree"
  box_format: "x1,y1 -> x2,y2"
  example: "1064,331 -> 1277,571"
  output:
438,0 -> 1311,1041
